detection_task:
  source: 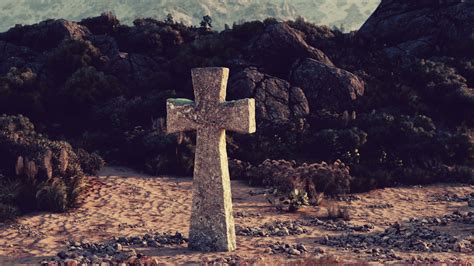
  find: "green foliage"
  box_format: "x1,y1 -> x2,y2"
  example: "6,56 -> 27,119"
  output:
248,159 -> 352,196
0,115 -> 102,215
62,66 -> 123,111
266,188 -> 310,212
0,177 -> 21,204
36,179 -> 68,212
0,203 -> 19,222
0,67 -> 44,119
75,149 -> 105,175
47,39 -> 101,77
122,126 -> 195,175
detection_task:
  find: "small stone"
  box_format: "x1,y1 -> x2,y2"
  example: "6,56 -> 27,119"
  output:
288,248 -> 301,256
106,246 -> 116,255
147,240 -> 160,247
57,251 -> 68,259
468,199 -> 474,207
296,243 -> 307,252
117,237 -> 128,244
114,243 -> 123,251
314,247 -> 325,254
64,259 -> 78,266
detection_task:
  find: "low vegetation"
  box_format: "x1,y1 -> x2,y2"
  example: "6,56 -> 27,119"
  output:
0,12 -> 472,216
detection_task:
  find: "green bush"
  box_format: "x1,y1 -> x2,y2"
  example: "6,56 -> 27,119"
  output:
46,39 -> 102,78
0,115 -> 103,214
36,179 -> 68,212
75,148 -> 105,175
248,159 -> 352,196
62,66 -> 123,112
0,203 -> 19,222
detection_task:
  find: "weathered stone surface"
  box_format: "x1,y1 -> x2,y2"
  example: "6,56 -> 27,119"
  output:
166,67 -> 256,252
228,67 -> 309,124
290,58 -> 365,110
358,0 -> 474,58
247,23 -> 333,75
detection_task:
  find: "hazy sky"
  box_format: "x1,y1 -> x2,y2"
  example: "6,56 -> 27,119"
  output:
0,0 -> 380,32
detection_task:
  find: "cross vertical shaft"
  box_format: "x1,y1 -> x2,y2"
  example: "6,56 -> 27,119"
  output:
166,67 -> 256,252
189,126 -> 235,251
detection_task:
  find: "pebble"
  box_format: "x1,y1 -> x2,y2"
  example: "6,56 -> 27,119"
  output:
318,211 -> 474,258
237,220 -> 308,237
311,218 -> 374,232
268,242 -> 307,257
48,231 -> 188,264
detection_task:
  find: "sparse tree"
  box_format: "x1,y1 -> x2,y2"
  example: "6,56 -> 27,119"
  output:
165,13 -> 174,24
200,15 -> 213,29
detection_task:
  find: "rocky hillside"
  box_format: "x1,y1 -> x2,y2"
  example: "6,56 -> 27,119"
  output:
0,0 -> 472,195
0,0 -> 379,32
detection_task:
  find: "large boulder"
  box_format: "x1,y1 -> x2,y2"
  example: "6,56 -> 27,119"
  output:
247,22 -> 333,76
290,58 -> 365,110
0,19 -> 90,52
228,67 -> 309,125
358,0 -> 474,58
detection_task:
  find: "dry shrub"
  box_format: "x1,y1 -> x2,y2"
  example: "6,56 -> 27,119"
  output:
326,204 -> 351,221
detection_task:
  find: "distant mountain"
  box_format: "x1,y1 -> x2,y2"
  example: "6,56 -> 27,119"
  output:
0,0 -> 380,32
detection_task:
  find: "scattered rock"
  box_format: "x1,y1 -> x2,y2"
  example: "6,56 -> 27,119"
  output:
236,220 -> 308,237
318,216 -> 472,255
468,199 -> 474,207
336,195 -> 361,202
365,203 -> 394,209
49,232 -> 187,264
311,218 -> 374,232
233,211 -> 262,218
430,193 -> 474,203
268,242 -> 307,257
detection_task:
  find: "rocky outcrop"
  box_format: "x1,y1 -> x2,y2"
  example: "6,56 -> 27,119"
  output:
228,67 -> 309,124
358,0 -> 474,58
0,19 -> 90,52
247,23 -> 333,76
290,58 -> 364,110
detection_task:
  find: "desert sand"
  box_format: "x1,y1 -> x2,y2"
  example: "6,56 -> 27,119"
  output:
0,167 -> 473,265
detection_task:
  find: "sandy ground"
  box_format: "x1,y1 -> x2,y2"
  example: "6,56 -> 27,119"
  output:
0,166 -> 473,265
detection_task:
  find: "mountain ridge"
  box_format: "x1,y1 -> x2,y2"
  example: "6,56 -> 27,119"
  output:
0,0 -> 380,32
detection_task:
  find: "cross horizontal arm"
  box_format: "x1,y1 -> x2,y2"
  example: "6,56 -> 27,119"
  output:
166,98 -> 199,133
221,98 -> 256,134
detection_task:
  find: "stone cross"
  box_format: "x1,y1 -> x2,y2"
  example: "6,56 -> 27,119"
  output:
166,67 -> 256,252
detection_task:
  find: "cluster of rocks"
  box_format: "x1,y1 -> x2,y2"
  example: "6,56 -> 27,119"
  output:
42,232 -> 187,264
8,223 -> 45,239
430,193 -> 474,203
311,218 -> 374,233
234,211 -> 262,218
202,255 -> 264,265
318,220 -> 470,254
266,242 -> 309,257
236,220 -> 307,237
358,248 -> 403,262
336,195 -> 361,202
117,222 -> 146,230
115,232 -> 187,247
365,203 -> 394,209
407,211 -> 474,226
